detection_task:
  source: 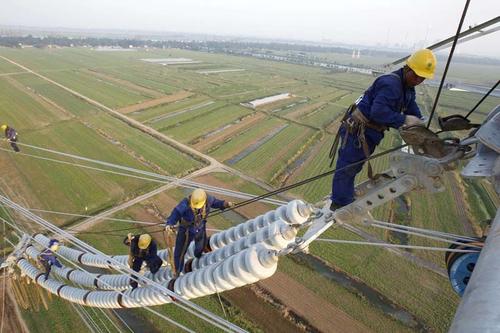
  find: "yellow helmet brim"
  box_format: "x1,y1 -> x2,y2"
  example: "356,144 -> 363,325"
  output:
410,66 -> 434,79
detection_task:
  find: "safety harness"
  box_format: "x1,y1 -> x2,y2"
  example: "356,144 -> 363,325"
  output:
175,197 -> 208,275
329,73 -> 403,180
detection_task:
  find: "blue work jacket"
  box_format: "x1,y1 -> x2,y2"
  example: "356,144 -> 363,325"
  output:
39,249 -> 62,267
165,195 -> 226,233
357,68 -> 422,144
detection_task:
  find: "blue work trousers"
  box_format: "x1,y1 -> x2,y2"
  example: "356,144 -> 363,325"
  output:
174,224 -> 207,274
331,126 -> 379,206
129,255 -> 162,289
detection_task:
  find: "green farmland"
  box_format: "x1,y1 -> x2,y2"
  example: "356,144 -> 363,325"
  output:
0,46 -> 498,333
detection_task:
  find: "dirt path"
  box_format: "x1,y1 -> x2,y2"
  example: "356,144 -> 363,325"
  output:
0,71 -> 27,77
259,272 -> 371,333
224,287 -> 304,333
116,91 -> 193,114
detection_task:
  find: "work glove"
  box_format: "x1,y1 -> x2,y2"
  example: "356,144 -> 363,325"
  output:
403,115 -> 424,128
224,201 -> 235,208
165,225 -> 175,233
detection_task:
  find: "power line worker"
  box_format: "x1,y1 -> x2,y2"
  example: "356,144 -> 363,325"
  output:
38,239 -> 62,281
123,233 -> 162,289
329,49 -> 436,210
165,189 -> 234,276
1,124 -> 20,152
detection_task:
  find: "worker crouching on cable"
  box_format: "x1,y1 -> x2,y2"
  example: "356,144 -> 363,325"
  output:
1,124 -> 20,152
124,233 -> 162,289
38,239 -> 62,281
330,49 -> 436,211
165,189 -> 234,276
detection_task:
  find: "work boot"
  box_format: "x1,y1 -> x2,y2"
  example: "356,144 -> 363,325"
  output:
329,202 -> 343,212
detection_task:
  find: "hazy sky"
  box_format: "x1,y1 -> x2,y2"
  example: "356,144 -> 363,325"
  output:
1,0 -> 499,57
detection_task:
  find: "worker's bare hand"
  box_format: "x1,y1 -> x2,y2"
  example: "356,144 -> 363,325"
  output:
165,225 -> 175,233
403,115 -> 424,128
225,201 -> 235,208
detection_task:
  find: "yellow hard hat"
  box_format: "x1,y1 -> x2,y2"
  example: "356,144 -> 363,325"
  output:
49,239 -> 60,252
190,189 -> 207,209
0,125 -> 7,131
138,234 -> 152,249
406,49 -> 436,79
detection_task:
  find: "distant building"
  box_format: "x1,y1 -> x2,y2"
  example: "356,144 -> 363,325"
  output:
240,93 -> 292,109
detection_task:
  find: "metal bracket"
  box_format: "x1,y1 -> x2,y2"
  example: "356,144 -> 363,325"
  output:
294,150 -> 459,251
292,212 -> 335,254
1,234 -> 31,272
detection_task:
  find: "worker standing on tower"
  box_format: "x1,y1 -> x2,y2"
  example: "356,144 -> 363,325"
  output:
124,233 -> 162,289
330,49 -> 436,210
1,124 -> 20,152
38,239 -> 63,281
165,189 -> 234,276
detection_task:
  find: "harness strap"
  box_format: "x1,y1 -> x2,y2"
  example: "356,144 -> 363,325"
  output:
329,106 -> 390,180
329,103 -> 355,167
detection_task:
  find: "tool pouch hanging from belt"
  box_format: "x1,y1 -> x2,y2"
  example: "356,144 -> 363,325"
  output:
328,104 -> 388,180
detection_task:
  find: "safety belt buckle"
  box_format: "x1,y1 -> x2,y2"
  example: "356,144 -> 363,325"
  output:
346,117 -> 355,127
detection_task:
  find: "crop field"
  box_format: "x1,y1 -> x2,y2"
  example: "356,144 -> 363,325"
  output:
209,117 -> 284,161
158,104 -> 253,143
43,70 -> 152,108
132,94 -> 211,122
2,121 -> 158,225
12,73 -> 102,117
309,227 -> 460,332
0,76 -> 70,129
151,100 -> 225,131
0,56 -> 23,73
83,113 -> 202,175
299,102 -> 346,128
0,49 -> 203,229
234,124 -> 317,184
0,46 -> 498,333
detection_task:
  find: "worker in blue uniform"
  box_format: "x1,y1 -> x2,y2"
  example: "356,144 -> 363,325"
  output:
1,124 -> 20,152
330,49 -> 437,210
165,189 -> 233,276
38,239 -> 63,281
124,233 -> 162,289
